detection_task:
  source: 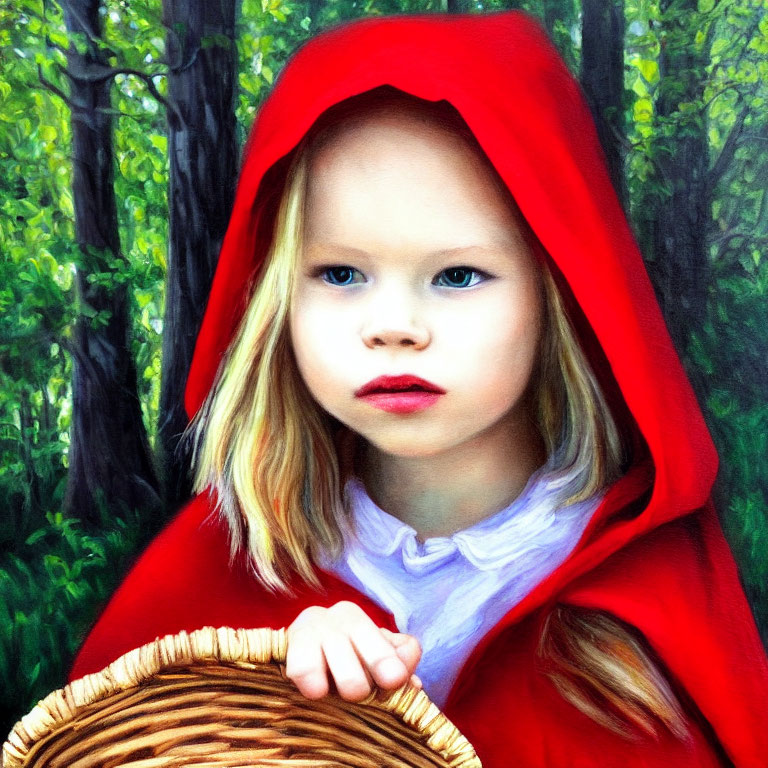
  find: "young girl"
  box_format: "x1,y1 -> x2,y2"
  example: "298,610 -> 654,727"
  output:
70,10 -> 768,766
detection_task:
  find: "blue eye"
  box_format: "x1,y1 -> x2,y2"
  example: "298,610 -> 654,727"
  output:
434,267 -> 486,288
321,266 -> 362,286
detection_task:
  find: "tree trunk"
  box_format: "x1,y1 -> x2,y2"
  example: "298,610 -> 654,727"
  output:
62,0 -> 161,526
580,0 -> 628,212
158,0 -> 240,514
308,0 -> 324,28
542,2 -> 560,37
643,0 -> 711,367
445,0 -> 469,12
19,387 -> 42,533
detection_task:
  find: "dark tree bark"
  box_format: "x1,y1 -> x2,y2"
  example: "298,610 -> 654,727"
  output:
308,0 -> 324,27
641,0 -> 711,365
62,0 -> 161,527
580,0 -> 628,212
19,387 -> 42,532
158,0 -> 240,514
445,0 -> 470,12
542,1 -> 560,37
38,379 -> 53,437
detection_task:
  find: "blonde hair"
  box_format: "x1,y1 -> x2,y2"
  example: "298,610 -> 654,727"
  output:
187,151 -> 346,592
184,100 -> 687,741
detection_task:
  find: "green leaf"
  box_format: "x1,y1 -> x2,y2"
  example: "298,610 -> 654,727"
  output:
149,134 -> 167,153
79,302 -> 97,318
636,59 -> 658,83
48,30 -> 70,50
631,77 -> 649,99
633,98 -> 653,123
25,529 -> 47,546
27,661 -> 41,685
711,38 -> 728,57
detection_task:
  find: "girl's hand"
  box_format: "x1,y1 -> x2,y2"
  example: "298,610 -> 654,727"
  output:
285,601 -> 422,702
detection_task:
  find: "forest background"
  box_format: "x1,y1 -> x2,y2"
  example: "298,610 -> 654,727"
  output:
1,0 -> 767,735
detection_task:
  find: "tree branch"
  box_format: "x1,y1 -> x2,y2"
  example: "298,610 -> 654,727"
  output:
44,36 -> 70,57
711,227 -> 747,246
58,62 -> 184,124
714,232 -> 768,263
164,25 -> 202,73
605,119 -> 648,154
754,186 -> 768,234
709,99 -> 752,188
37,64 -> 75,109
170,43 -> 201,75
737,132 -> 768,144
117,69 -> 184,125
95,106 -> 154,126
605,119 -> 669,185
701,82 -> 742,112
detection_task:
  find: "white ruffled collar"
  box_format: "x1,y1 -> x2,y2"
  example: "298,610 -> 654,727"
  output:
342,469 -> 599,575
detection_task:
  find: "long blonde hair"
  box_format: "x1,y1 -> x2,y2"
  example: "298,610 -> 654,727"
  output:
184,94 -> 688,741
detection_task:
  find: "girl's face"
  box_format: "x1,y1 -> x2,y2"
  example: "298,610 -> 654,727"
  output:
289,107 -> 544,459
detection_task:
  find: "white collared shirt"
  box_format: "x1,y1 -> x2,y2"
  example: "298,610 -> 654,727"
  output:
322,468 -> 603,707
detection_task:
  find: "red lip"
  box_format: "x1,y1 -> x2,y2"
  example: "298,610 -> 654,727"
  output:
355,375 -> 446,397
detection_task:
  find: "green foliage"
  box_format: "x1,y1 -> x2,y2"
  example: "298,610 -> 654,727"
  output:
689,251 -> 768,638
237,0 -> 315,131
1,1 -> 76,553
0,508 -> 146,731
623,0 -> 768,644
1,0 -> 167,729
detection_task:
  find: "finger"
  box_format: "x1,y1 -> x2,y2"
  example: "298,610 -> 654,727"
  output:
327,604 -> 409,690
380,629 -> 422,673
322,633 -> 373,702
380,627 -> 419,651
343,622 -> 410,690
410,674 -> 422,689
285,625 -> 329,699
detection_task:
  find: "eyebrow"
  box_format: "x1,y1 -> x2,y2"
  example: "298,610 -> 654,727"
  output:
305,243 -> 509,259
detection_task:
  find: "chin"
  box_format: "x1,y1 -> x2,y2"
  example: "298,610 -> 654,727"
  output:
358,427 -> 463,459
379,442 -> 446,458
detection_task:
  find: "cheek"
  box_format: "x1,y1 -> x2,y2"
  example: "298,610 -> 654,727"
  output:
442,288 -> 542,396
289,297 -> 352,397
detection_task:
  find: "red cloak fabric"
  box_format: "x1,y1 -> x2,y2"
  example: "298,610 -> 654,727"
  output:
70,11 -> 768,767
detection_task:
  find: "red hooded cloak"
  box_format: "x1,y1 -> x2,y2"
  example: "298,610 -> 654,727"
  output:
70,11 -> 768,767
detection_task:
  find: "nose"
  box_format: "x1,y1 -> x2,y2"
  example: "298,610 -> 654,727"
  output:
361,291 -> 430,350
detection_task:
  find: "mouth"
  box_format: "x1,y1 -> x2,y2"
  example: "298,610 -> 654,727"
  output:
354,375 -> 446,397
354,375 -> 446,414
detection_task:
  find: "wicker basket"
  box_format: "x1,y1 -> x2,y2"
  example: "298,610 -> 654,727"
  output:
3,626 -> 482,768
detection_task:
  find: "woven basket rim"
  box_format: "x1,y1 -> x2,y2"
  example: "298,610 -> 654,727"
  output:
3,625 -> 481,768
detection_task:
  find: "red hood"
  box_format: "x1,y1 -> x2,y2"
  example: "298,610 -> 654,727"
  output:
166,10 -> 767,762
185,10 -> 716,540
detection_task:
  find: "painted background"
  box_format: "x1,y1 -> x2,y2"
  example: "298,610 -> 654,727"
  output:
1,0 -> 767,736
